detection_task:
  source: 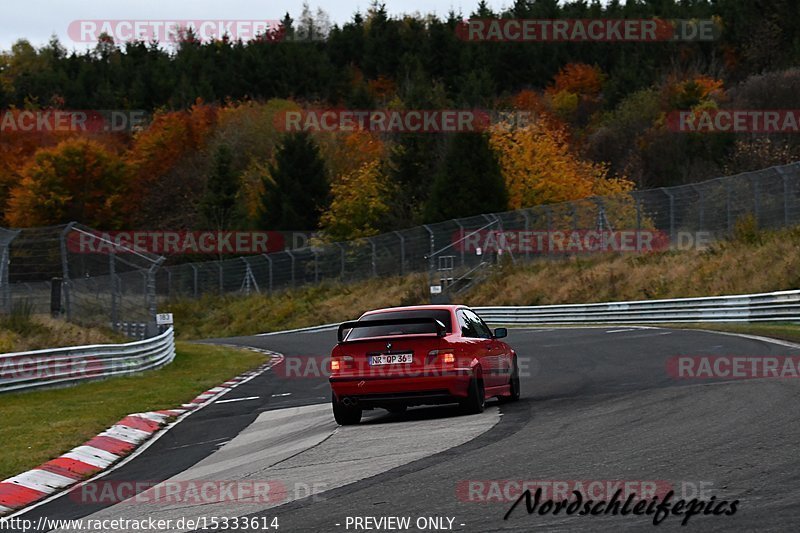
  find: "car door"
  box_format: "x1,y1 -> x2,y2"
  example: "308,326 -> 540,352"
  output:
458,309 -> 500,386
471,310 -> 512,385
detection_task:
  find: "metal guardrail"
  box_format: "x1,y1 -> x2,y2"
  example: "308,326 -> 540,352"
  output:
0,327 -> 175,393
475,290 -> 800,325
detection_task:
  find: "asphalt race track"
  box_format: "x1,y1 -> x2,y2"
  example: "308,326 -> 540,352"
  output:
9,326 -> 800,532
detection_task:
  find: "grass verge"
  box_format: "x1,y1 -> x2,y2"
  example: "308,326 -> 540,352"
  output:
164,274 -> 428,340
667,322 -> 800,345
0,342 -> 267,481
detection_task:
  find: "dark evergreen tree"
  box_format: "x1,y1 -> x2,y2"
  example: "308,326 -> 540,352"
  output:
424,133 -> 507,222
261,132 -> 329,230
200,144 -> 241,230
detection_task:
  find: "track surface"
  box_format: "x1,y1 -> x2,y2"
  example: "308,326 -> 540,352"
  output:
9,327 -> 800,532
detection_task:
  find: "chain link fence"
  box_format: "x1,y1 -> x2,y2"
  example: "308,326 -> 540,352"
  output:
1,162 -> 799,336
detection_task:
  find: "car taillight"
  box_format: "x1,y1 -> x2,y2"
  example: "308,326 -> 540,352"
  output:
331,355 -> 354,371
428,349 -> 455,363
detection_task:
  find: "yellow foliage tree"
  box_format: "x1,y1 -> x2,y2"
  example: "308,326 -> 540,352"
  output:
320,159 -> 391,241
317,130 -> 390,241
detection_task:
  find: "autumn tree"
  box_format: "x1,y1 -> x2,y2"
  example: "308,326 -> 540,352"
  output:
489,118 -> 632,210
6,138 -> 128,227
318,130 -> 389,241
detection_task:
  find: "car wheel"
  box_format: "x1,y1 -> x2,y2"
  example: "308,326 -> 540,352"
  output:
499,360 -> 521,403
386,405 -> 407,414
460,375 -> 485,414
332,393 -> 362,425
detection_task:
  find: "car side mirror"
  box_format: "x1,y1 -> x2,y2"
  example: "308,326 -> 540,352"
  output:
493,327 -> 508,339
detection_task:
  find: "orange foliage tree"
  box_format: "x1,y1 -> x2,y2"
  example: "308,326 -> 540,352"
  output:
488,118 -> 633,210
6,138 -> 128,227
124,101 -> 218,226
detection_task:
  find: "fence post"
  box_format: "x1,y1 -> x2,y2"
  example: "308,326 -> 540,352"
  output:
334,244 -> 345,280
146,257 -> 165,337
752,177 -> 761,225
423,224 -> 434,271
693,185 -> 705,229
368,237 -> 377,277
0,228 -> 19,314
393,231 -> 405,275
109,250 -> 118,327
286,250 -> 296,287
663,189 -> 675,244
218,262 -> 224,294
545,206 -> 553,255
635,195 -> 642,252
520,210 -> 530,261
262,254 -> 273,294
190,264 -> 199,298
59,223 -> 76,321
454,220 -> 465,268
726,182 -> 733,234
777,166 -> 790,226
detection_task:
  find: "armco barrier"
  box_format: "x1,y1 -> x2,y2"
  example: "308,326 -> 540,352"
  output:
474,290 -> 800,325
0,327 -> 175,393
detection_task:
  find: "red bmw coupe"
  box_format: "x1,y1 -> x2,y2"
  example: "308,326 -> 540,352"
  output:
329,305 -> 520,425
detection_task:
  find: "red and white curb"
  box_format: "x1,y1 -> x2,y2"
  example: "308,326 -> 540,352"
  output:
0,347 -> 282,517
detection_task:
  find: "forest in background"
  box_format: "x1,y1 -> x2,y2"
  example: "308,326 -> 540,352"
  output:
2,0 -> 800,241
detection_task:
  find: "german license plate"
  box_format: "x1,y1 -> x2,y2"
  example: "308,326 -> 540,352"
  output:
370,353 -> 413,365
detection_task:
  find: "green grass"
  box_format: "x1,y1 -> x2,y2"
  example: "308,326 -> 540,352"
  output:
669,322 -> 800,345
164,274 -> 428,340
0,342 -> 267,481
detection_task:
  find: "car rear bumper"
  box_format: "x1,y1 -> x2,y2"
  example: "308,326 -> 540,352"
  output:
329,368 -> 473,407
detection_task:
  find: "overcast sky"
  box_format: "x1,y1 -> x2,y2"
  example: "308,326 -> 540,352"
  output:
0,0 -> 513,52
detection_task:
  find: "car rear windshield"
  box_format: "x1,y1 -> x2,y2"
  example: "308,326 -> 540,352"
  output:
345,310 -> 453,340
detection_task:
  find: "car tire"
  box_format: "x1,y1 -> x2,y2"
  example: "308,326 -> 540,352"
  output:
386,405 -> 407,414
460,375 -> 485,414
499,359 -> 521,403
332,393 -> 362,425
